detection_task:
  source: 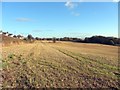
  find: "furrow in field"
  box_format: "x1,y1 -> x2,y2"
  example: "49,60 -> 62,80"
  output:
49,42 -> 118,66
41,42 -> 119,88
53,47 -> 118,77
2,42 -> 119,88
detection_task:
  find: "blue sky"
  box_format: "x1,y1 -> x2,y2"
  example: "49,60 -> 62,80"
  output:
2,2 -> 118,38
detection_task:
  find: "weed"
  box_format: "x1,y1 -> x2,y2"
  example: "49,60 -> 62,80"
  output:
7,54 -> 15,59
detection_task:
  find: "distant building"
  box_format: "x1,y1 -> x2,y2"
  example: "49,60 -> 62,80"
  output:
2,32 -> 9,36
8,34 -> 13,37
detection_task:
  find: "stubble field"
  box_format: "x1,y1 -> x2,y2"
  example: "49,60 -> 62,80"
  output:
1,41 -> 119,88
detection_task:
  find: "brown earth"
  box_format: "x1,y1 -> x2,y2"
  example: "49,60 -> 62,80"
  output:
1,40 -> 119,88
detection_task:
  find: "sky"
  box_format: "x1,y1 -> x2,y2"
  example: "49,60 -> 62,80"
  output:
1,1 -> 118,38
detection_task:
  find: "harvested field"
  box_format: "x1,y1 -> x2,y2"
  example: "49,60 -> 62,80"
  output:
1,41 -> 119,88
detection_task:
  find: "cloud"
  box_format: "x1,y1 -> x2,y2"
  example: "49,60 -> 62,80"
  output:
113,0 -> 120,2
65,0 -> 74,8
32,29 -> 53,33
65,0 -> 77,9
72,12 -> 80,16
65,0 -> 80,16
32,30 -> 42,33
16,18 -> 31,22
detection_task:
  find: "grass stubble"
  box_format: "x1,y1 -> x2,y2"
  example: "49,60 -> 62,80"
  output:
1,41 -> 120,88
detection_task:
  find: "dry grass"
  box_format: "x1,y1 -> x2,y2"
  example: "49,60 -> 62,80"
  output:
1,41 -> 119,88
2,35 -> 24,46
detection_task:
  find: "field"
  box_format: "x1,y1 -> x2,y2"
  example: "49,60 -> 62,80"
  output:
1,41 -> 119,88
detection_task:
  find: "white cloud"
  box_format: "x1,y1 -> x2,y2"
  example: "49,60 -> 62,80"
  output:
16,18 -> 31,22
32,30 -> 42,33
72,12 -> 80,16
113,0 -> 120,2
65,0 -> 77,9
65,0 -> 80,16
32,29 -> 53,33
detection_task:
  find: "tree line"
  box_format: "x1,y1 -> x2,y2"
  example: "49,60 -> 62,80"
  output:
1,31 -> 120,46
